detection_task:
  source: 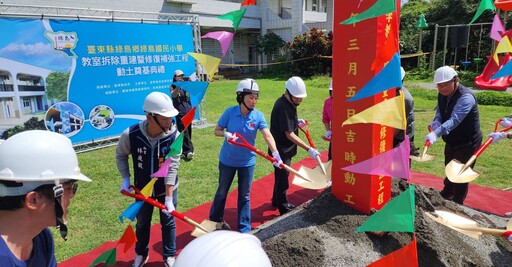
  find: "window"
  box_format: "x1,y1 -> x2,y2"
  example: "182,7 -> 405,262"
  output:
312,0 -> 317,11
23,99 -> 30,107
321,0 -> 327,12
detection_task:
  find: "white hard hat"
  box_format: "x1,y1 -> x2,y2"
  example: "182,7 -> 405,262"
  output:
174,231 -> 272,267
400,67 -> 406,80
143,92 -> 178,117
0,130 -> 91,196
329,79 -> 332,91
174,69 -> 184,76
236,78 -> 259,94
286,76 -> 307,98
434,66 -> 457,84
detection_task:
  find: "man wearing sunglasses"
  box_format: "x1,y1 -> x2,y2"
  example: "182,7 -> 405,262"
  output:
0,130 -> 92,267
116,92 -> 181,267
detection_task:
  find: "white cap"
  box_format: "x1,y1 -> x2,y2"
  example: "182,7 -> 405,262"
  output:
174,231 -> 272,267
285,76 -> 307,98
174,69 -> 184,76
143,92 -> 178,118
434,66 -> 457,84
0,130 -> 91,196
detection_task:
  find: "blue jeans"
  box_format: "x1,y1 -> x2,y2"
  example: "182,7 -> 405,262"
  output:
135,189 -> 178,259
209,162 -> 255,233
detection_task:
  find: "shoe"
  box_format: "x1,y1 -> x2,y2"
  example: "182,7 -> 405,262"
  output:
278,203 -> 296,215
133,255 -> 149,267
164,257 -> 176,267
186,152 -> 194,160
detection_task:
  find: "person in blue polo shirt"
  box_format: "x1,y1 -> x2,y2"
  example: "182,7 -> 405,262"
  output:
209,78 -> 282,233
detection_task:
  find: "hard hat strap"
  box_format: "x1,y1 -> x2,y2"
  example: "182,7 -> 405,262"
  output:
151,113 -> 168,134
53,184 -> 68,240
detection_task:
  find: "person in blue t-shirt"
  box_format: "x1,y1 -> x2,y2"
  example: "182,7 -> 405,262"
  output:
0,130 -> 92,267
209,78 -> 282,233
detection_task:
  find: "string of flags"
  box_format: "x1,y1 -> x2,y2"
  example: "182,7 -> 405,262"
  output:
189,0 -> 256,81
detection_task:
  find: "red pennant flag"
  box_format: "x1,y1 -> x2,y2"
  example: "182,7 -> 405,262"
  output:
371,15 -> 399,72
117,225 -> 137,254
181,106 -> 197,129
241,0 -> 256,6
367,235 -> 418,267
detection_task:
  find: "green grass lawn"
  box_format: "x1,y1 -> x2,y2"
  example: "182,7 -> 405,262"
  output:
54,77 -> 512,262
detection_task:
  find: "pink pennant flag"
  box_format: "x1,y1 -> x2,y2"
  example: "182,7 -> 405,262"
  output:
152,158 -> 171,178
342,136 -> 410,179
490,14 -> 505,42
202,31 -> 235,57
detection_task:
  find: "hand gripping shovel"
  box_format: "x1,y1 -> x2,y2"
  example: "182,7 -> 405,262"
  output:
425,210 -> 512,240
298,119 -> 328,175
410,139 -> 436,162
227,133 -> 329,190
121,186 -> 227,237
446,119 -> 512,183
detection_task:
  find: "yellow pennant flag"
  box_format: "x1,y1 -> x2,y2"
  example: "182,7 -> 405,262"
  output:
140,178 -> 157,197
493,35 -> 512,64
188,52 -> 221,81
342,93 -> 405,130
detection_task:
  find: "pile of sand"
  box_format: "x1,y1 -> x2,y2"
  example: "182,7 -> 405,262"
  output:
253,180 -> 512,267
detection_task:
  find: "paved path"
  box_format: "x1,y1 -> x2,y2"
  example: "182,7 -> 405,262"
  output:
410,81 -> 512,94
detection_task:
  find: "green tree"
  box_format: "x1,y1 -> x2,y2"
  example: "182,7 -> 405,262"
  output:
287,28 -> 332,77
46,71 -> 69,101
400,0 -> 496,71
256,32 -> 286,58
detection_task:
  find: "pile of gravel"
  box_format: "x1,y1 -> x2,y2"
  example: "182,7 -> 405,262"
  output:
253,180 -> 512,267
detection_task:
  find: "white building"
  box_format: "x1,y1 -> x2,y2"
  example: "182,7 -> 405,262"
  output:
0,0 -> 332,68
0,57 -> 52,119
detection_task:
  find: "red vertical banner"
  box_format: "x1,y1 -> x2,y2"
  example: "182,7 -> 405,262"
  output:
331,0 -> 400,214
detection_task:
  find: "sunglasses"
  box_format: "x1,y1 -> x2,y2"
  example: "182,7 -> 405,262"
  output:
63,182 -> 78,195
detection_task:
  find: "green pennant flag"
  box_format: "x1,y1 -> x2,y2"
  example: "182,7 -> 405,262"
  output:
340,0 -> 396,25
469,0 -> 496,24
218,9 -> 246,31
89,248 -> 117,267
165,133 -> 184,159
356,185 -> 415,233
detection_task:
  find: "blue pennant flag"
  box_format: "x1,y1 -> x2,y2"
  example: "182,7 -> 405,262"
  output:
119,201 -> 144,223
348,52 -> 402,102
491,60 -> 512,80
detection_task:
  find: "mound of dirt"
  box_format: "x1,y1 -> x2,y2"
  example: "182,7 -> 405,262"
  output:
253,180 -> 512,267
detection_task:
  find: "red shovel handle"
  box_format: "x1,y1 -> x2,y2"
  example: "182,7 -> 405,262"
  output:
121,187 -> 185,221
227,133 -> 277,164
473,120 -> 512,158
298,120 -> 315,149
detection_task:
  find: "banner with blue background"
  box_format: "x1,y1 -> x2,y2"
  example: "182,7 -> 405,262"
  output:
0,17 -> 207,144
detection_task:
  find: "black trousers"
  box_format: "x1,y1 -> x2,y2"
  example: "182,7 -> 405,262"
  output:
176,115 -> 193,154
441,136 -> 482,204
272,157 -> 292,208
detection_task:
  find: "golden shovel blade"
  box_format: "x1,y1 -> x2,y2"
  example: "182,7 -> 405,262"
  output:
409,153 -> 436,162
445,159 -> 481,183
292,160 -> 331,190
190,219 -> 219,238
424,211 -> 482,240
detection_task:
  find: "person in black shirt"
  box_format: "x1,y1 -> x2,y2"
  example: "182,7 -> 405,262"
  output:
170,69 -> 194,161
269,76 -> 320,215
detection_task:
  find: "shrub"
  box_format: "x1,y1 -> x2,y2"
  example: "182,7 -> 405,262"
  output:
475,91 -> 512,107
1,117 -> 46,139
